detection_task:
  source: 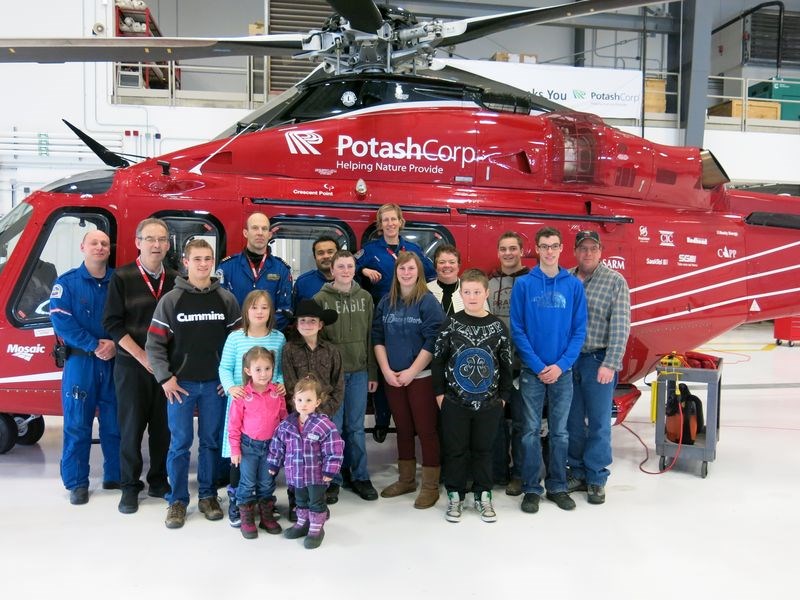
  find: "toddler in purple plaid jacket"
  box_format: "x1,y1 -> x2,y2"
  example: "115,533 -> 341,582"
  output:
269,375 -> 343,549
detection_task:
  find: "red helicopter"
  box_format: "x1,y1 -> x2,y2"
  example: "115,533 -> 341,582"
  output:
0,0 -> 798,453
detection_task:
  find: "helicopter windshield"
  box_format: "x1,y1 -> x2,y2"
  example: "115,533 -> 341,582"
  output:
0,201 -> 34,277
40,169 -> 116,195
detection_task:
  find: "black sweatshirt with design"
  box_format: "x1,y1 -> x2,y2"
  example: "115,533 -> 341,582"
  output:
146,277 -> 241,384
432,311 -> 513,411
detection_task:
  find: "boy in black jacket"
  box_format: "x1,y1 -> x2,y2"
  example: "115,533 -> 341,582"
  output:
432,269 -> 513,524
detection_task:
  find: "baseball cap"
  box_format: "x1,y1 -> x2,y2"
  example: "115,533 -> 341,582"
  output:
574,230 -> 601,248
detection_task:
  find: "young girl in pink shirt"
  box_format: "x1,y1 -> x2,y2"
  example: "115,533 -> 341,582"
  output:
228,346 -> 287,539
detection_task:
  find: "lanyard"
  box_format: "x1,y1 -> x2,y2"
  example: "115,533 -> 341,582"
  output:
385,244 -> 406,260
247,253 -> 267,280
136,257 -> 165,300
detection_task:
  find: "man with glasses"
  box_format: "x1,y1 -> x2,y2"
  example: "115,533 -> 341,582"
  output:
510,226 -> 586,514
104,218 -> 179,514
567,230 -> 630,505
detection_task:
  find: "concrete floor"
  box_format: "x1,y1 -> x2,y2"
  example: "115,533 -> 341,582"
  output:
1,321 -> 797,599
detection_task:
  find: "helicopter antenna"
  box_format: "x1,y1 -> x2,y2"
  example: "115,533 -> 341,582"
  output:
62,119 -> 130,168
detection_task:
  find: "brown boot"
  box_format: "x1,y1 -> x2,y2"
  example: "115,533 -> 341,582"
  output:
381,459 -> 417,498
239,502 -> 258,539
258,498 -> 282,535
414,466 -> 441,509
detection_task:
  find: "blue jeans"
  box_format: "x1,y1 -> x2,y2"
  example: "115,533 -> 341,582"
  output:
60,355 -> 120,490
568,351 -> 616,486
519,367 -> 573,495
166,379 -> 224,505
236,434 -> 276,505
332,370 -> 370,483
295,484 -> 327,514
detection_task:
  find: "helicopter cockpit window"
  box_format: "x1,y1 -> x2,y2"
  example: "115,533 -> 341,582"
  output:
0,202 -> 33,278
268,217 -> 355,280
156,214 -> 224,277
12,211 -> 113,326
40,169 -> 116,195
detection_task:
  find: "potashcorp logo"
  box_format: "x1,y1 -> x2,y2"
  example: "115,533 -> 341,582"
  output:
285,131 -> 323,155
8,343 -> 46,361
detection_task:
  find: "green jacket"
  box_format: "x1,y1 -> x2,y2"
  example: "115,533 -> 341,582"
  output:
314,281 -> 377,380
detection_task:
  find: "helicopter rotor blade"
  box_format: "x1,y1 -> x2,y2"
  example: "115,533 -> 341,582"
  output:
436,0 -> 673,48
0,34 -> 307,63
327,0 -> 383,34
62,119 -> 130,168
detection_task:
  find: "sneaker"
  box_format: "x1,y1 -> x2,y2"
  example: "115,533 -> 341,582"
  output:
118,488 -> 139,514
521,492 -> 540,514
505,477 -> 523,497
325,483 -> 340,505
69,487 -> 89,505
567,476 -> 588,493
165,502 -> 187,529
546,491 -> 576,511
227,487 -> 241,527
587,484 -> 606,505
351,480 -> 379,501
474,491 -> 497,523
445,491 -> 463,523
198,496 -> 224,521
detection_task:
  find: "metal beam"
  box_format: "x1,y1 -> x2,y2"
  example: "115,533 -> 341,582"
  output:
398,1 -> 678,34
673,0 -> 712,147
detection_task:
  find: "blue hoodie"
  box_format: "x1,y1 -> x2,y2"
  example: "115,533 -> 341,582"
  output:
510,265 -> 587,375
372,292 -> 445,372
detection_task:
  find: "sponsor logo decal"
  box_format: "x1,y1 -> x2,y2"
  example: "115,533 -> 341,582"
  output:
716,230 -> 738,237
659,230 -> 675,247
678,254 -> 697,266
602,256 -> 626,271
8,343 -> 46,361
638,226 -> 650,243
646,258 -> 668,266
337,135 -> 478,169
285,131 -> 323,155
717,246 -> 738,259
687,236 -> 708,245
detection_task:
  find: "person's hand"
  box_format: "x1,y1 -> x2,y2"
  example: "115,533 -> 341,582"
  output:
94,339 -> 116,361
217,383 -> 225,397
323,476 -> 332,483
362,268 -> 382,283
228,385 -> 246,400
368,380 -> 378,393
382,369 -> 402,387
136,348 -> 153,373
275,384 -> 286,397
396,368 -> 417,387
538,364 -> 563,385
231,454 -> 241,467
597,366 -> 616,385
436,394 -> 444,408
162,376 -> 189,404
269,469 -> 277,476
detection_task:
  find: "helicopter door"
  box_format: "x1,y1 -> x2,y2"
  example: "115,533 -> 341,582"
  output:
10,209 -> 115,327
155,213 -> 225,276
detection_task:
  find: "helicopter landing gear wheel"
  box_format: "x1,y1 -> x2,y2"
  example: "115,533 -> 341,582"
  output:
14,415 -> 45,446
0,413 -> 17,454
658,455 -> 666,471
776,339 -> 782,345
700,461 -> 708,479
790,341 -> 796,347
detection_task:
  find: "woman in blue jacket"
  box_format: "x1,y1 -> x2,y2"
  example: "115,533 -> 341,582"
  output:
372,252 -> 445,509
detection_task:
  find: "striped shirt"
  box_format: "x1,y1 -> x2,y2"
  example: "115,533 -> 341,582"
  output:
571,262 -> 631,372
218,328 -> 286,458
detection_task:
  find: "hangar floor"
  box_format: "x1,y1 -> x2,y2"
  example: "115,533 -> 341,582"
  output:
1,321 -> 797,598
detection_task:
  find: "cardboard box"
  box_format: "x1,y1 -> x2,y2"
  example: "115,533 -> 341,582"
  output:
249,21 -> 265,35
707,99 -> 781,119
645,78 -> 666,113
491,51 -> 537,64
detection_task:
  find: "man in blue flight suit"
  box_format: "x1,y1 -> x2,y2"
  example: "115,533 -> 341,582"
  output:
49,229 -> 120,505
217,212 -> 293,329
292,235 -> 340,308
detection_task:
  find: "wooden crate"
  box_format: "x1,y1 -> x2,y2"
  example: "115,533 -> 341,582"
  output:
249,21 -> 265,35
645,78 -> 666,113
708,99 -> 781,119
491,51 -> 537,64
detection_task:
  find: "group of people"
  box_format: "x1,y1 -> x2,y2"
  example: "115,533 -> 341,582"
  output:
49,202 -> 630,545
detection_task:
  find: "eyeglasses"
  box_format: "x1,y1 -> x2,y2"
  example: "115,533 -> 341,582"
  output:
138,236 -> 169,244
537,243 -> 562,251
